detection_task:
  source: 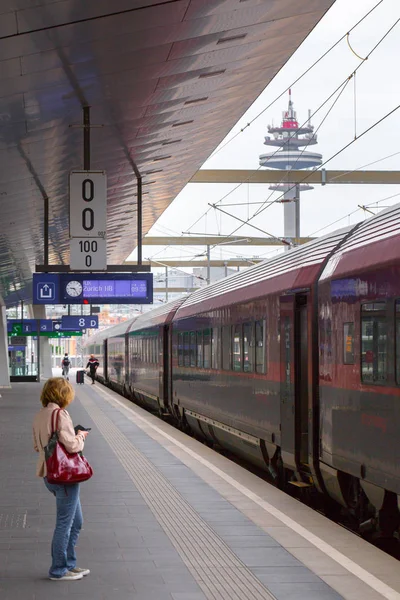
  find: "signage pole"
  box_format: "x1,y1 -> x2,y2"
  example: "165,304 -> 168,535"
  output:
44,196 -> 49,268
36,319 -> 41,382
83,106 -> 91,170
137,174 -> 142,266
132,161 -> 142,267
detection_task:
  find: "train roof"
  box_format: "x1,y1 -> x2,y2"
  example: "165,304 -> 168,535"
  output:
174,226 -> 352,319
320,202 -> 400,281
82,317 -> 136,347
127,297 -> 187,332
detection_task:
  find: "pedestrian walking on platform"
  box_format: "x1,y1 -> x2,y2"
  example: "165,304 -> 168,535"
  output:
86,355 -> 99,385
32,378 -> 91,581
61,353 -> 70,380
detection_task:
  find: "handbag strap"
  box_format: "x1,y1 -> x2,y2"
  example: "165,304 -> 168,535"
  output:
51,408 -> 61,435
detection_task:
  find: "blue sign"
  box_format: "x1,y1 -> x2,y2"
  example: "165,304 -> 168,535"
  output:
61,316 -> 99,330
33,273 -> 152,305
7,319 -> 38,333
39,320 -> 54,332
33,274 -> 59,304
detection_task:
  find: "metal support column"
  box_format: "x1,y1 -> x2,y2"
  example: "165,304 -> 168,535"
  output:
44,196 -> 49,268
165,267 -> 169,302
83,106 -> 91,170
131,162 -> 143,267
295,184 -> 300,241
137,174 -> 142,266
206,245 -> 211,285
36,319 -> 41,381
0,295 -> 10,387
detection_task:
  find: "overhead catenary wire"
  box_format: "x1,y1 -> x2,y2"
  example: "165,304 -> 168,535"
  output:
186,76 -> 350,237
185,4 -> 399,246
212,13 -> 400,243
193,76 -> 359,253
184,2 -> 385,236
206,0 -> 384,160
251,76 -> 352,221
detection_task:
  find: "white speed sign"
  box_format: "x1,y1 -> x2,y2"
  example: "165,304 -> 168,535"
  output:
69,171 -> 107,238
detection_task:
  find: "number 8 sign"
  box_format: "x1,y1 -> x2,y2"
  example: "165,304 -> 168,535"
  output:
69,171 -> 107,238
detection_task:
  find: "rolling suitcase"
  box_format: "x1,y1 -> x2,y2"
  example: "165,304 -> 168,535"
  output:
76,370 -> 85,384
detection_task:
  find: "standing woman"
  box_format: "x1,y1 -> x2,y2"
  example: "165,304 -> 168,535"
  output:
33,377 -> 90,581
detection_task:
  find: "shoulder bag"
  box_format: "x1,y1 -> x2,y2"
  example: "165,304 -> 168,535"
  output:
45,409 -> 93,484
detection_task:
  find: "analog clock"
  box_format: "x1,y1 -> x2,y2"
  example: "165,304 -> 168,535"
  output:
66,281 -> 83,297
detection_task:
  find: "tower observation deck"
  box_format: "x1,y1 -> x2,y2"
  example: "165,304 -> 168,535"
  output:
259,90 -> 322,244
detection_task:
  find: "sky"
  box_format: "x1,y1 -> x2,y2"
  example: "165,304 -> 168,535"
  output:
127,0 -> 400,272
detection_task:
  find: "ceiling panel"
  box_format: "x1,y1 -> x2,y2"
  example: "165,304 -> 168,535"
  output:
0,0 -> 335,304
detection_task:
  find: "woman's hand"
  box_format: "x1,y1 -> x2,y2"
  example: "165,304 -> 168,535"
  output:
80,431 -> 89,439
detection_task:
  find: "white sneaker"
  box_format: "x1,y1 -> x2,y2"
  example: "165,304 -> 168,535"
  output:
70,567 -> 90,576
49,570 -> 83,581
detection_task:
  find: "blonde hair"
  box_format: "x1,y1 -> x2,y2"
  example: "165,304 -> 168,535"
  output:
41,377 -> 75,408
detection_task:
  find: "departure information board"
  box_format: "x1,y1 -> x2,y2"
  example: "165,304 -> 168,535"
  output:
33,273 -> 153,305
82,279 -> 148,298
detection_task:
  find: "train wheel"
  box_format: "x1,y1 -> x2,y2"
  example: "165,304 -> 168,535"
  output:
378,492 -> 400,539
339,473 -> 371,530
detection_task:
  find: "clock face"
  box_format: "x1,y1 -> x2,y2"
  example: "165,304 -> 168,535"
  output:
66,281 -> 83,297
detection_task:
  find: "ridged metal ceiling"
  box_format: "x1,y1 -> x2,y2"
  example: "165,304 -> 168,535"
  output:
0,0 -> 335,304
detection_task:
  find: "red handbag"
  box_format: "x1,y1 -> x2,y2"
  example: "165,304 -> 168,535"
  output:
45,409 -> 93,484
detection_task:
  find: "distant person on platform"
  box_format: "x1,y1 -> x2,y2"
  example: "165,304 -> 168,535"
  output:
86,355 -> 99,385
61,354 -> 71,380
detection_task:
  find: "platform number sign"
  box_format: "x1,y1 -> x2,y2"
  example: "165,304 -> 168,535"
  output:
69,171 -> 107,270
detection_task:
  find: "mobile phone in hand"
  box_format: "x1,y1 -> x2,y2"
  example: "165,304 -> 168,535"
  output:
74,425 -> 92,433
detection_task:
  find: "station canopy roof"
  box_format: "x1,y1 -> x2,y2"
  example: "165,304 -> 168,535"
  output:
0,0 -> 334,305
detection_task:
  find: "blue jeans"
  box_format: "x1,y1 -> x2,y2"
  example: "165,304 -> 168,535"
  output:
44,478 -> 83,578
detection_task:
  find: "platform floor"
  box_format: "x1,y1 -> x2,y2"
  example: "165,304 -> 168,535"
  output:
1,380 -> 400,600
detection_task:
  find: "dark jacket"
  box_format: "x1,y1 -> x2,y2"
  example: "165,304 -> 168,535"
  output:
86,358 -> 99,373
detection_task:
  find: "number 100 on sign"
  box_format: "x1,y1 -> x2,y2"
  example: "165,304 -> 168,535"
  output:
70,237 -> 107,270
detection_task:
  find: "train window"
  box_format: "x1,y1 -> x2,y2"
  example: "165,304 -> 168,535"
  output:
178,333 -> 183,366
243,322 -> 254,372
362,302 -> 386,311
190,332 -> 196,367
212,328 -> 220,369
255,320 -> 266,374
343,322 -> 354,364
361,313 -> 387,384
232,325 -> 242,371
183,332 -> 190,367
203,329 -> 211,368
222,325 -> 231,370
196,331 -> 203,367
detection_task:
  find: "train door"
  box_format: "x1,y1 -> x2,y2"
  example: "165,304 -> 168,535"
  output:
103,339 -> 108,381
280,294 -> 309,474
159,325 -> 170,409
124,333 -> 129,390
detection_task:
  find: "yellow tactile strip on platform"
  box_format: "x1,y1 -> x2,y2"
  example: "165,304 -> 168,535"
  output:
80,393 -> 276,600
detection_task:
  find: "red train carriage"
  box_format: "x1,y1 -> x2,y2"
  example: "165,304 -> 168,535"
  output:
170,227 -> 352,486
125,298 -> 185,412
83,203 -> 400,535
318,205 -> 400,533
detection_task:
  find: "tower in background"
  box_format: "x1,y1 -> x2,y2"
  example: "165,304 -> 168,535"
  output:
259,90 -> 322,245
